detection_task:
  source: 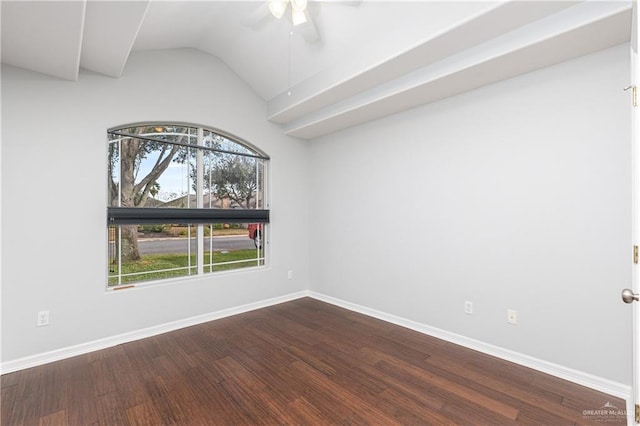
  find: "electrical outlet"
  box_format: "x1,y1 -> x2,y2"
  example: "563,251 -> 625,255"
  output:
464,300 -> 473,315
37,310 -> 50,327
507,309 -> 518,325
287,270 -> 293,279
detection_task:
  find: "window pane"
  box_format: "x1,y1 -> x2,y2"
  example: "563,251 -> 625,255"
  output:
109,135 -> 196,208
108,140 -> 120,207
203,151 -> 265,210
108,224 -> 197,286
155,144 -> 196,207
203,130 -> 255,156
202,223 -> 265,273
256,159 -> 265,210
121,125 -> 197,146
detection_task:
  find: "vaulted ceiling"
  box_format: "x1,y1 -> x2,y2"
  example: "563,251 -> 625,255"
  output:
1,1 -> 633,139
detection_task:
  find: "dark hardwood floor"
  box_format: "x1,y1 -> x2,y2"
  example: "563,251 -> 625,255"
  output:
1,298 -> 627,425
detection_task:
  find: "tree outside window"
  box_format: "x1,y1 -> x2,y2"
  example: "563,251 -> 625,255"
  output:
107,124 -> 268,287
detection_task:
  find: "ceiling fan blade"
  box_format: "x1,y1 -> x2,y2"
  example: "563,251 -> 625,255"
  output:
297,11 -> 319,43
243,1 -> 322,43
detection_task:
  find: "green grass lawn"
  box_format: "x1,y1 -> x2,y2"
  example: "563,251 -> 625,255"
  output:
109,249 -> 263,286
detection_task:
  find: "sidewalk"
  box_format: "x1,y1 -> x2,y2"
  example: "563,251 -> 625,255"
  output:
138,234 -> 246,242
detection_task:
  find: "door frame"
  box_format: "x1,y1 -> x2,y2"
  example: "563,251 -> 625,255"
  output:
631,0 -> 640,423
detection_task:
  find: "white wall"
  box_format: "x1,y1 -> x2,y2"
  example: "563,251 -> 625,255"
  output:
1,48 -> 309,363
309,44 -> 632,384
1,42 -> 633,389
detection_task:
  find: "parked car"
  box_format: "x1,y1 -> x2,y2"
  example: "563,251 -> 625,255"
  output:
248,224 -> 263,249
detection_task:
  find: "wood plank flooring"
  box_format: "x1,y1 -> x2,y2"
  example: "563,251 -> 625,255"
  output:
1,298 -> 628,425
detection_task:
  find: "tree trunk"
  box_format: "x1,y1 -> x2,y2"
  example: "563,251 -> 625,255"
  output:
118,139 -> 141,262
120,225 -> 141,261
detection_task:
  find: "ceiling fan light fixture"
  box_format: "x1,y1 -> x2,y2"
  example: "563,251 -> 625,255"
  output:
291,8 -> 307,25
268,0 -> 288,19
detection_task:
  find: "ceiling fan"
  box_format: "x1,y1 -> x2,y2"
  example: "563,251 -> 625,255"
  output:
243,0 -> 363,44
269,0 -> 310,26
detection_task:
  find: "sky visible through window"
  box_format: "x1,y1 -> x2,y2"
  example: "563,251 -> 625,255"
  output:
138,154 -> 193,202
128,131 -> 259,204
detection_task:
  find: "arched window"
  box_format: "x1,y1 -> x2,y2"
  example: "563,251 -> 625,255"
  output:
107,123 -> 269,288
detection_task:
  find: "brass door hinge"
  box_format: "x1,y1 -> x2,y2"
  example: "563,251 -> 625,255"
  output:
635,245 -> 639,264
624,85 -> 638,107
635,403 -> 639,423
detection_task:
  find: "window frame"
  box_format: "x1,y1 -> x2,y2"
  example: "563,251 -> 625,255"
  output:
106,122 -> 270,290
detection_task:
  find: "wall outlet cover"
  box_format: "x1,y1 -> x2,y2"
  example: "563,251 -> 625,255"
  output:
37,310 -> 50,327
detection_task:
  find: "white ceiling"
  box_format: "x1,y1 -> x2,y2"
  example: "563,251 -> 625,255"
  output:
1,1 -> 633,139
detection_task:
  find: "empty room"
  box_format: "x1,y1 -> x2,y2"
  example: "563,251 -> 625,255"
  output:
2,0 -> 639,424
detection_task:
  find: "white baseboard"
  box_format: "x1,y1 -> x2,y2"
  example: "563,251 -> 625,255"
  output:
308,291 -> 632,402
0,291 -> 310,375
2,289 -> 632,410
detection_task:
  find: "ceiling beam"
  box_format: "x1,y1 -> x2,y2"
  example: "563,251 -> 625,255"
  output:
266,1 -> 577,125
275,1 -> 631,140
80,1 -> 150,78
1,0 -> 86,81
